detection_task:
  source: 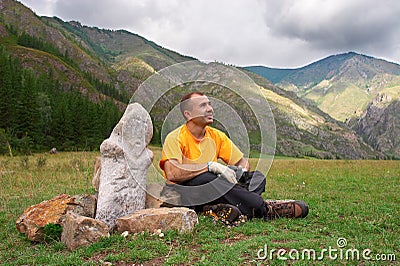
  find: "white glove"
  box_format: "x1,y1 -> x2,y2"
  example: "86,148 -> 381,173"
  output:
207,162 -> 238,184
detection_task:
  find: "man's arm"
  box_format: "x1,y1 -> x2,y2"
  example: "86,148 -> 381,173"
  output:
235,157 -> 250,171
164,159 -> 208,183
164,159 -> 238,184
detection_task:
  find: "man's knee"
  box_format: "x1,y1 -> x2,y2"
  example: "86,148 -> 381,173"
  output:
237,194 -> 267,219
248,170 -> 266,194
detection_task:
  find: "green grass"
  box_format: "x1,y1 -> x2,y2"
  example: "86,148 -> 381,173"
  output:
1,151 -> 399,265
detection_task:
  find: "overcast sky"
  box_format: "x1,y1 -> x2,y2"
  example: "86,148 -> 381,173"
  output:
19,0 -> 400,68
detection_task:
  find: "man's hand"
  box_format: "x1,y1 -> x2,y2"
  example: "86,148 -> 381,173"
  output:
208,162 -> 238,184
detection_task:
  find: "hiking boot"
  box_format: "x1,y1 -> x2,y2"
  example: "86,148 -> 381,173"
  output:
202,204 -> 245,226
264,200 -> 309,220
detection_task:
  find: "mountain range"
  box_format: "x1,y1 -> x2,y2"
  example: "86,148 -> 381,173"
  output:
0,0 -> 397,159
245,52 -> 400,158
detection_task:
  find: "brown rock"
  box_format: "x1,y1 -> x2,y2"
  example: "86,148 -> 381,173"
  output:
61,213 -> 109,251
16,194 -> 97,242
16,194 -> 74,241
116,207 -> 198,234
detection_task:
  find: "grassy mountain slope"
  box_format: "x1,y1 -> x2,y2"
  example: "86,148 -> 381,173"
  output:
0,0 -> 111,82
1,0 -> 194,100
243,71 -> 377,159
43,17 -> 195,95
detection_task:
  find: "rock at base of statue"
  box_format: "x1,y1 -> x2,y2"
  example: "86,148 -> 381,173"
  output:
95,103 -> 153,230
115,207 -> 198,234
61,212 -> 110,251
15,194 -> 97,242
65,194 -> 97,219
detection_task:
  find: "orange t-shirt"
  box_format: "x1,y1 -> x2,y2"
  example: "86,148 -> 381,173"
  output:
159,124 -> 243,172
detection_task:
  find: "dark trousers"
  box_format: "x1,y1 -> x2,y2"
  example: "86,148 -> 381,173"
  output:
175,171 -> 267,219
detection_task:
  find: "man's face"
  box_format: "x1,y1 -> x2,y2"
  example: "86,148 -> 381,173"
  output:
185,95 -> 214,126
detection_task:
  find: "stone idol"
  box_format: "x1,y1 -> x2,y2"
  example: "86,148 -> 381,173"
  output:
95,103 -> 154,229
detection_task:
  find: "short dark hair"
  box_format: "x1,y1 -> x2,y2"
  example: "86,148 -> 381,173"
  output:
179,91 -> 205,116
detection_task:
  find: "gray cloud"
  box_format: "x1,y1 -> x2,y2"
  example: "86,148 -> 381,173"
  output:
19,0 -> 400,68
263,0 -> 400,61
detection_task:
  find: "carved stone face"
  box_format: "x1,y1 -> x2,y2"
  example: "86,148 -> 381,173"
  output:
127,120 -> 146,157
121,103 -> 153,159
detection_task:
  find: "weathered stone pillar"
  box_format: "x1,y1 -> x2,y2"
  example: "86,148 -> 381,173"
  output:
95,103 -> 153,229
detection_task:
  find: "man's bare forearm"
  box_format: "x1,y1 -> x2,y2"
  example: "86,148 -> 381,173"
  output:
164,160 -> 208,183
235,157 -> 250,171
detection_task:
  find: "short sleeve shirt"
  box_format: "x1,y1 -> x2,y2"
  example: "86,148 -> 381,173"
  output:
159,124 -> 243,171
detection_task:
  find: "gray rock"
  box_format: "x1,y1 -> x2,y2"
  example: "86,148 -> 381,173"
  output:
356,98 -> 400,158
61,212 -> 109,251
65,194 -> 97,219
95,103 -> 153,229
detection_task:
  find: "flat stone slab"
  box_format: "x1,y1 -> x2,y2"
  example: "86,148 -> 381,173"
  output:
116,207 -> 198,234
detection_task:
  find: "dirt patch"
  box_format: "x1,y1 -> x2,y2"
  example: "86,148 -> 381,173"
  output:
221,233 -> 252,245
270,238 -> 292,244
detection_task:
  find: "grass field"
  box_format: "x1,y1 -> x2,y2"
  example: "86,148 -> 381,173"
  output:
0,149 -> 399,265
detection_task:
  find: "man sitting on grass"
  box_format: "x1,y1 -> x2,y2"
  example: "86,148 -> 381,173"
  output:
159,91 -> 308,223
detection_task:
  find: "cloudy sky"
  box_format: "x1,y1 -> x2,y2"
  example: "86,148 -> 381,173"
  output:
19,0 -> 400,68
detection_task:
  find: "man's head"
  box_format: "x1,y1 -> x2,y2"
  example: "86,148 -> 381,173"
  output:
180,91 -> 214,126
